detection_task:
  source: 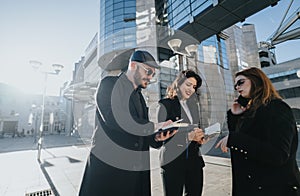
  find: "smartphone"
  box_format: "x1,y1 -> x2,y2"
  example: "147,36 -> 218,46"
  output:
237,95 -> 250,107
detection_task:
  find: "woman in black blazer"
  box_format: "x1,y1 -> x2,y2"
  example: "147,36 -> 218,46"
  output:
158,70 -> 206,196
216,67 -> 300,196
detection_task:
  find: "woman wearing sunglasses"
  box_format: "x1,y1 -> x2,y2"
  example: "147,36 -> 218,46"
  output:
216,67 -> 300,196
157,69 -> 207,196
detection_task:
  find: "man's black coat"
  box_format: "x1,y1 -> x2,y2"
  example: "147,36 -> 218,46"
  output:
79,73 -> 161,196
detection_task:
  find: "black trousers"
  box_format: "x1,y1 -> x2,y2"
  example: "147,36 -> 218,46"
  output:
162,157 -> 204,196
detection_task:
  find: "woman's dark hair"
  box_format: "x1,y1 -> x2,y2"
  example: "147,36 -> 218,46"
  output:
235,67 -> 281,111
166,69 -> 202,99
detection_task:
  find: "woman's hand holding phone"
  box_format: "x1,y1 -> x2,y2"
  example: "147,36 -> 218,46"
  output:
231,95 -> 249,115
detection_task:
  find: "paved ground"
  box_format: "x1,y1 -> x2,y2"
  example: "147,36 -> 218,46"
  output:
0,135 -> 232,196
150,149 -> 232,196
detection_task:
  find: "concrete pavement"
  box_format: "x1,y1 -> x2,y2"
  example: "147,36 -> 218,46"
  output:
150,149 -> 232,196
0,135 -> 232,196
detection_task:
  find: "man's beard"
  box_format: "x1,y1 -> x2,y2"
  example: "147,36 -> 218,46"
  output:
134,67 -> 149,89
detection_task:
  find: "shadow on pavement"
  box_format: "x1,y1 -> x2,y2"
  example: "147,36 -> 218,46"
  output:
38,159 -> 60,196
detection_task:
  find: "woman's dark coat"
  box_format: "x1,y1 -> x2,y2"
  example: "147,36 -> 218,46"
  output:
79,73 -> 162,196
158,96 -> 205,195
227,99 -> 300,196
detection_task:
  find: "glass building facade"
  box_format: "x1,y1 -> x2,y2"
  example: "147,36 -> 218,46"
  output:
198,36 -> 229,69
167,0 -> 212,29
164,0 -> 229,70
99,0 -> 137,56
262,58 -> 300,125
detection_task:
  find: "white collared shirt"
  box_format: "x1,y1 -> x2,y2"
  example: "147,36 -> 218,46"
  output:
180,100 -> 193,124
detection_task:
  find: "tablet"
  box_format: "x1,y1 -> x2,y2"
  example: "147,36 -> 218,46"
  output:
156,123 -> 196,135
204,122 -> 221,139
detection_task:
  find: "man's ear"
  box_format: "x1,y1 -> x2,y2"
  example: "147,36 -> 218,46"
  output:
129,61 -> 137,70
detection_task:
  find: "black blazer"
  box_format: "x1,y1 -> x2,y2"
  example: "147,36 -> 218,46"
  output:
227,99 -> 300,196
158,96 -> 205,168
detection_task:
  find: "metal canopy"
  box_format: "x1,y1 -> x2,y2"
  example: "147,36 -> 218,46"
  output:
180,0 -> 280,42
270,7 -> 300,45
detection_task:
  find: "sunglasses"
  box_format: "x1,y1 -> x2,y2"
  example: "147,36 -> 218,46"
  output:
139,63 -> 155,77
234,79 -> 247,90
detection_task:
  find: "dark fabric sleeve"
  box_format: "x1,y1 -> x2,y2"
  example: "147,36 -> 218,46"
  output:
96,77 -> 119,130
227,100 -> 297,166
148,136 -> 164,148
157,101 -> 168,123
96,76 -> 160,150
97,76 -> 155,137
156,100 -> 174,144
227,109 -> 241,132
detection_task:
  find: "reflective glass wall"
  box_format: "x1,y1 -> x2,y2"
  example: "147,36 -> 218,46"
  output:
198,36 -> 229,69
99,0 -> 137,55
167,0 -> 212,29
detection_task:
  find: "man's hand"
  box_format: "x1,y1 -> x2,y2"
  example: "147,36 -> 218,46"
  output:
155,130 -> 178,141
154,120 -> 178,141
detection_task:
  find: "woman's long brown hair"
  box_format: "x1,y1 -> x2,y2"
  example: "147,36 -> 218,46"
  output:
235,67 -> 281,112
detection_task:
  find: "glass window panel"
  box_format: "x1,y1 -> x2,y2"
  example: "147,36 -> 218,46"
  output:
125,1 -> 135,7
106,0 -> 112,7
114,14 -> 124,22
106,24 -> 113,32
124,7 -> 135,14
124,41 -> 136,48
114,22 -> 124,30
114,2 -> 123,10
114,42 -> 124,49
193,0 -> 211,16
124,33 -> 135,42
106,4 -> 113,12
124,21 -> 136,28
114,9 -> 124,17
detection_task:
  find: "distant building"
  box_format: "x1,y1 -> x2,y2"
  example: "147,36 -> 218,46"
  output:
258,41 -> 277,67
0,83 -> 68,137
262,58 -> 300,124
224,24 -> 261,75
62,33 -> 100,140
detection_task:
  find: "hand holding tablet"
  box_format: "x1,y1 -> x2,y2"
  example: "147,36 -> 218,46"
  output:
204,122 -> 221,139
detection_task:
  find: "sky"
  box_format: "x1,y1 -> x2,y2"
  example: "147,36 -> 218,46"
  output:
0,0 -> 99,95
0,0 -> 299,96
240,0 -> 300,63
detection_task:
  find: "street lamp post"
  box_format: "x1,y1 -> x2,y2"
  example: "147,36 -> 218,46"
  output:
168,39 -> 184,71
168,39 -> 205,127
167,38 -> 198,71
29,103 -> 39,143
30,60 -> 64,161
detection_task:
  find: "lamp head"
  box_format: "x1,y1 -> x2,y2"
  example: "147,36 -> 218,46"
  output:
168,38 -> 182,52
29,60 -> 42,70
52,64 -> 64,74
185,44 -> 198,57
